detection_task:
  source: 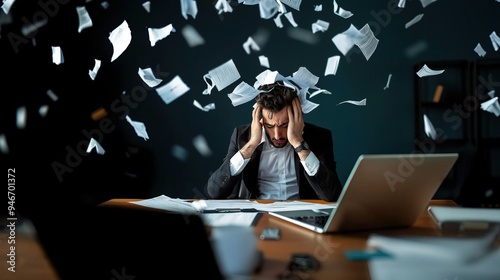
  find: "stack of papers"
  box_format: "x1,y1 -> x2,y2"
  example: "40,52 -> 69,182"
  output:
130,195 -> 336,227
367,225 -> 500,280
428,206 -> 500,232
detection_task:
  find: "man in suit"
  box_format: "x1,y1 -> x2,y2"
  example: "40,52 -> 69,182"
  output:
206,82 -> 342,202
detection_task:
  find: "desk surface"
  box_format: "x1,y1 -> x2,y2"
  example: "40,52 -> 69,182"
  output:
100,199 -> 458,279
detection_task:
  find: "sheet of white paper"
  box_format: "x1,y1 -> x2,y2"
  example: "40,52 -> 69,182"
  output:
109,20 -> 132,62
131,194 -> 199,215
398,0 -> 406,8
51,46 -> 64,65
1,0 -> 15,14
227,81 -> 261,107
420,0 -> 438,8
193,199 -> 336,212
416,64 -> 445,77
333,0 -> 353,18
337,98 -> 366,106
148,23 -> 175,47
193,100 -> 216,112
259,55 -> 270,68
332,24 -> 362,56
203,59 -> 241,95
180,0 -> 198,19
89,59 -> 101,80
46,89 -> 58,102
384,74 -> 392,90
201,213 -> 258,227
480,96 -> 500,117
314,4 -> 322,11
39,105 -> 48,117
405,13 -> 423,29
273,14 -> 284,28
280,0 -> 302,11
86,138 -> 105,155
171,144 -> 189,161
0,134 -> 9,155
325,55 -> 340,76
16,106 -> 26,129
215,0 -> 233,14
156,75 -> 190,104
312,19 -> 329,33
474,43 -> 486,57
142,1 -> 151,12
356,24 -> 379,61
284,12 -> 298,27
489,31 -> 500,51
21,19 -> 47,37
370,248 -> 500,280
181,24 -> 205,47
76,6 -> 93,33
193,134 -> 212,157
423,114 -> 437,140
368,225 -> 500,264
125,115 -> 149,140
243,36 -> 261,54
309,89 -> 332,98
258,0 -> 283,19
138,67 -> 163,88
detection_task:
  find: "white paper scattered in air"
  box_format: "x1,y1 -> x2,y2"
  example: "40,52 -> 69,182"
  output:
259,55 -> 270,68
384,74 -> 392,90
156,75 -> 190,104
474,43 -> 486,57
180,0 -> 198,19
333,0 -> 353,18
405,14 -> 424,29
109,20 -> 132,62
202,59 -> 241,95
51,46 -> 64,65
76,6 -> 93,33
480,96 -> 500,117
337,98 -> 367,106
148,23 -> 175,47
89,59 -> 101,80
16,106 -> 26,129
489,31 -> 500,51
193,134 -> 212,157
86,138 -> 105,154
243,36 -> 261,54
138,67 -> 163,88
312,19 -> 329,33
423,114 -> 437,140
325,55 -> 340,76
126,115 -> 149,140
181,25 -> 205,47
416,64 -> 445,77
193,100 -> 216,112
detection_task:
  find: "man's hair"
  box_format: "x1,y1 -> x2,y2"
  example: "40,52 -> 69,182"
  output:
256,82 -> 297,118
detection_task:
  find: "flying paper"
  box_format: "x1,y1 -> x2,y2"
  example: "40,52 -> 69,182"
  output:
76,6 -> 93,33
125,115 -> 149,140
202,59 -> 241,95
156,75 -> 190,105
86,138 -> 105,154
148,23 -> 175,47
416,64 -> 445,77
109,20 -> 132,62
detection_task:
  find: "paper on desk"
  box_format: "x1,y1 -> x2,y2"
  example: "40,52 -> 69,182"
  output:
367,225 -> 500,264
131,194 -> 198,215
368,226 -> 500,280
201,213 -> 258,227
193,199 -> 336,212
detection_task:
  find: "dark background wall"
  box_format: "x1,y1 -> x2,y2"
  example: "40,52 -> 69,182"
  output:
1,0 -> 500,277
2,0 -> 500,212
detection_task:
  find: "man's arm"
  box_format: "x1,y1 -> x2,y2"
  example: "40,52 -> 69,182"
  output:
301,125 -> 343,202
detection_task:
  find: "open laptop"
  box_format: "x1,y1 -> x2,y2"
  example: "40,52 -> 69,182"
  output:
268,153 -> 459,233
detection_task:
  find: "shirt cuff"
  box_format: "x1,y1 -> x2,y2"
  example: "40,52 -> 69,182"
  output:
230,151 -> 250,176
301,151 -> 319,176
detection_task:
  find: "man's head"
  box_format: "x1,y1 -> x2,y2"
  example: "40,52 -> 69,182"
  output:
256,82 -> 298,148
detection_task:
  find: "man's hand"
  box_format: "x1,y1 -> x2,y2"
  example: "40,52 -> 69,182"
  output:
287,98 -> 305,148
240,105 -> 262,159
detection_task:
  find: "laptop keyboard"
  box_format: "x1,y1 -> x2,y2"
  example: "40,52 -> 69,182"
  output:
294,215 -> 329,228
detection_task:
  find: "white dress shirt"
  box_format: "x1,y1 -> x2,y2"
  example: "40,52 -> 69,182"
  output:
229,128 -> 320,200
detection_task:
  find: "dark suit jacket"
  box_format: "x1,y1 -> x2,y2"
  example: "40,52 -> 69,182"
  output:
206,122 -> 343,202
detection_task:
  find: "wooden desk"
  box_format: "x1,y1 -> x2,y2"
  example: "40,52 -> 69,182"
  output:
100,199 -> 458,279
